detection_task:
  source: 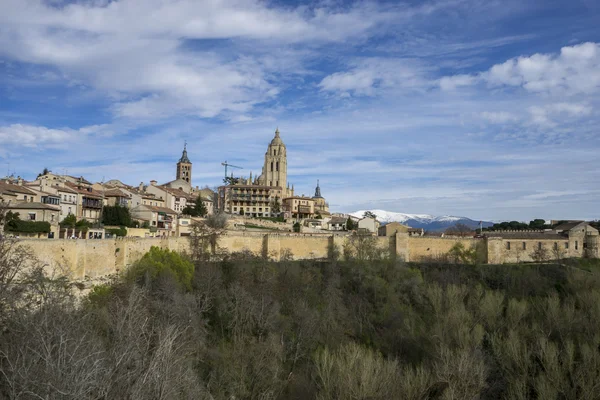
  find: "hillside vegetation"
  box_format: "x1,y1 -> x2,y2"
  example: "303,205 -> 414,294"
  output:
2,240 -> 600,399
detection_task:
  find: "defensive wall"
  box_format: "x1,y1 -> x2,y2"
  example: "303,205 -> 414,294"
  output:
16,231 -> 600,280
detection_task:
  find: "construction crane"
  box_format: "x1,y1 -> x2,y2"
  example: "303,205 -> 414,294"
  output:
221,161 -> 243,179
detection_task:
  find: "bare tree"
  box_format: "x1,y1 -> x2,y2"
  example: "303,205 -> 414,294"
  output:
530,245 -> 549,262
189,212 -> 228,261
445,223 -> 474,237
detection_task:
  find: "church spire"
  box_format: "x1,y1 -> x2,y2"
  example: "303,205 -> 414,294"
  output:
179,141 -> 191,164
314,179 -> 323,198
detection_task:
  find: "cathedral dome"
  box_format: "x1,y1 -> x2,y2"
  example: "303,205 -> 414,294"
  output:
270,128 -> 285,146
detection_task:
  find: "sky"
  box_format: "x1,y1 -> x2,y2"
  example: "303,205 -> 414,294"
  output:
0,0 -> 599,221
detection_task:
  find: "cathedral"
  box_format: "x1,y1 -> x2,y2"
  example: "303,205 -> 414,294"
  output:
218,128 -> 328,218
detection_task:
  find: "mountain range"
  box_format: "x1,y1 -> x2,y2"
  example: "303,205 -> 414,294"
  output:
350,209 -> 494,232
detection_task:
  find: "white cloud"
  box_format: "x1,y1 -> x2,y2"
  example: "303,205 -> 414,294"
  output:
0,124 -> 74,147
439,74 -> 477,91
528,102 -> 593,127
440,42 -> 600,95
0,0 -> 397,119
480,111 -> 518,124
318,58 -> 431,96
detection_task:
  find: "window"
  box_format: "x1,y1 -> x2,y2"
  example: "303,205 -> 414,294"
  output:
554,242 -> 558,250
575,241 -> 578,250
506,242 -> 511,250
522,242 -> 526,250
28,213 -> 36,221
276,162 -> 279,171
152,221 -> 156,226
565,242 -> 569,249
538,242 -> 542,250
271,162 -> 274,171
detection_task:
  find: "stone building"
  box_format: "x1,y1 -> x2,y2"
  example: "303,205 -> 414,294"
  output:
378,221 -> 410,236
283,196 -> 315,219
218,129 -> 297,216
312,180 -> 330,217
485,222 -> 599,263
256,128 -> 289,191
176,142 -> 192,184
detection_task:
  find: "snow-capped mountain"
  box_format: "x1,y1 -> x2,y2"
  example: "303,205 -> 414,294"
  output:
350,209 -> 493,232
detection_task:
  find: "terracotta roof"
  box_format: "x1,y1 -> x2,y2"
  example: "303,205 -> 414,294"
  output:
484,232 -> 567,240
159,186 -> 195,200
64,182 -> 103,198
8,202 -> 60,211
67,175 -> 92,185
104,188 -> 131,198
284,196 -> 315,201
553,221 -> 586,231
0,181 -> 37,196
56,185 -> 78,194
145,205 -> 177,214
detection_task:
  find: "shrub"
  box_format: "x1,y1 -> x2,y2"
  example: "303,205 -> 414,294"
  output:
5,220 -> 51,233
106,227 -> 127,237
86,284 -> 114,308
125,246 -> 195,291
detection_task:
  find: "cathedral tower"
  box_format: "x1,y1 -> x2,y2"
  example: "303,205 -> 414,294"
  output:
259,128 -> 287,190
176,142 -> 192,183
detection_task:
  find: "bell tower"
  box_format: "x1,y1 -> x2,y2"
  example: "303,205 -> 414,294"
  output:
260,128 -> 287,190
176,141 -> 192,183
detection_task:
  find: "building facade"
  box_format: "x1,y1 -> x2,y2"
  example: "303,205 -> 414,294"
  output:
218,129 -> 297,216
176,142 -> 192,185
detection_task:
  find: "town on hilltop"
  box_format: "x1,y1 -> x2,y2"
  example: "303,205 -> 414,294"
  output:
0,128 -> 376,239
1,127 -> 599,265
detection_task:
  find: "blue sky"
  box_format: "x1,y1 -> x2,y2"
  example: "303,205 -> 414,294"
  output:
1,0 -> 599,221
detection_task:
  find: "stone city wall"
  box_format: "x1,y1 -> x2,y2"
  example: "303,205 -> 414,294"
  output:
16,231 -> 598,280
408,237 -> 485,262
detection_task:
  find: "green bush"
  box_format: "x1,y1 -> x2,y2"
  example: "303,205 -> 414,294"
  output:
86,284 -> 114,308
102,205 -> 133,227
60,214 -> 77,227
125,246 -> 195,290
106,226 -> 127,237
5,220 -> 51,233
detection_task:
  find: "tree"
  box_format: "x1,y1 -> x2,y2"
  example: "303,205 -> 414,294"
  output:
223,176 -> 241,185
182,195 -> 208,217
448,242 -> 478,264
60,214 -> 77,228
346,217 -> 356,231
445,223 -> 473,237
36,167 -> 50,178
189,213 -> 228,261
530,245 -> 549,262
126,246 -> 195,291
102,205 -> 133,226
76,219 -> 91,233
363,211 -> 377,220
270,196 -> 281,215
529,219 -> 549,230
